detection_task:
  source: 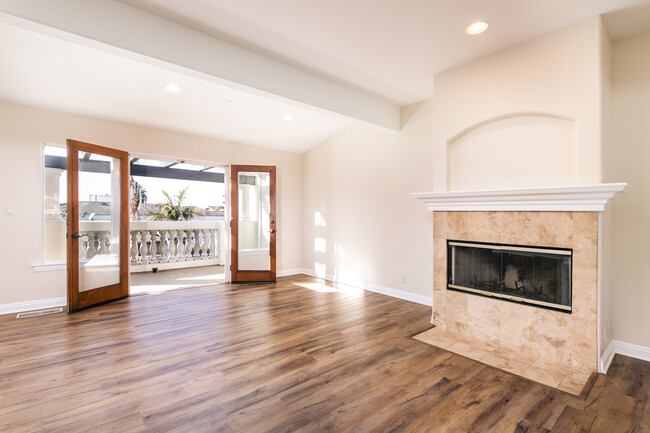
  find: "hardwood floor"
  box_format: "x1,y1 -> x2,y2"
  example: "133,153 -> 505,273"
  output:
0,274 -> 648,432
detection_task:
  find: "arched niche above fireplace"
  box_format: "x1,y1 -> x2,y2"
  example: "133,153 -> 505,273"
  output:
447,113 -> 577,191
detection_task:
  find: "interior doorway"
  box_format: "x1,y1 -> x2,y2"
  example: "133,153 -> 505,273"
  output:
126,154 -> 229,294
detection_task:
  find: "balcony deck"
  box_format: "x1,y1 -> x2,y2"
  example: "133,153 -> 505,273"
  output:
130,265 -> 225,295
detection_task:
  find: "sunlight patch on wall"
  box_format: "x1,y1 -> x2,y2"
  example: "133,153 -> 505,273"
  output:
315,237 -> 327,253
314,262 -> 327,278
314,211 -> 327,227
334,267 -> 365,289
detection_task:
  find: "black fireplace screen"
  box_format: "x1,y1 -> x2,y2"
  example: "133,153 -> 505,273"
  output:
447,240 -> 572,312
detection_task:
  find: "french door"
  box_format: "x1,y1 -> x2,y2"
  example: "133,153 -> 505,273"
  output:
230,165 -> 276,282
66,140 -> 130,312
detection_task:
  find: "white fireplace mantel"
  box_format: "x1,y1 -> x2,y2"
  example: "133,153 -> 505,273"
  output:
411,183 -> 630,212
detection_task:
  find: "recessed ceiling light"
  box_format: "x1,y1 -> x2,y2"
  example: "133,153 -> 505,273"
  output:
283,114 -> 294,122
164,82 -> 181,93
466,21 -> 489,35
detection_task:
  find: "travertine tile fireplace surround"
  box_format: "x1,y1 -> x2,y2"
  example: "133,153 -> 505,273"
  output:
433,210 -> 596,371
413,184 -> 629,391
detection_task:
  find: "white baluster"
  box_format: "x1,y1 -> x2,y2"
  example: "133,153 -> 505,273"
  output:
87,232 -> 98,259
205,229 -> 212,260
197,229 -> 204,259
103,232 -> 111,255
179,230 -> 187,262
162,230 -> 170,263
129,231 -> 135,264
136,231 -> 144,265
144,230 -> 152,264
171,230 -> 179,262
154,231 -> 162,263
213,227 -> 220,263
188,230 -> 195,260
79,234 -> 89,262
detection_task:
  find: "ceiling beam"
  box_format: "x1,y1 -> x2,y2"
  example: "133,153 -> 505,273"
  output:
44,155 -> 224,183
0,0 -> 400,130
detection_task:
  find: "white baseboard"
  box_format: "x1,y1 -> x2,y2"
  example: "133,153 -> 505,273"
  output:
0,297 -> 66,316
600,339 -> 650,373
298,268 -> 432,306
277,268 -> 303,277
600,340 -> 616,373
613,340 -> 650,363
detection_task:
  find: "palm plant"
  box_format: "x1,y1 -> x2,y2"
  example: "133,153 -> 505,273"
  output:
149,187 -> 203,221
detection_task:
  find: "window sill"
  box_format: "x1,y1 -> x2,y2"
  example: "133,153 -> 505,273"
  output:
32,261 -> 66,272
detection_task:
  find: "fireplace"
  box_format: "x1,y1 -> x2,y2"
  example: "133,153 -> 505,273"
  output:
447,240 -> 572,312
412,184 -> 629,374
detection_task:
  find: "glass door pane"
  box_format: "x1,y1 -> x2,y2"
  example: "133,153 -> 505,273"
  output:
78,151 -> 121,291
237,171 -> 270,271
230,165 -> 276,283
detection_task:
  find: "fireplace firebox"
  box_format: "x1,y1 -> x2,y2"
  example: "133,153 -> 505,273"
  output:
447,240 -> 572,312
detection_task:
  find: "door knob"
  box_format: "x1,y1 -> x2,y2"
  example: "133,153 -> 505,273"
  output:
270,229 -> 276,234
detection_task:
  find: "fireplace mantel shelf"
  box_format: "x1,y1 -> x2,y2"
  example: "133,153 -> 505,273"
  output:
411,183 -> 630,212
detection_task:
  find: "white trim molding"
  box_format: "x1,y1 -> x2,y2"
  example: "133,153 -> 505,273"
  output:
299,268 -> 432,306
277,268 -> 303,277
411,183 -> 630,212
600,340 -> 650,373
600,341 -> 616,373
0,297 -> 66,316
32,261 -> 66,272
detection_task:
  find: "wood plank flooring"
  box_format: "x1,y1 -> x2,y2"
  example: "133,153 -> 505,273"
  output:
0,274 -> 648,432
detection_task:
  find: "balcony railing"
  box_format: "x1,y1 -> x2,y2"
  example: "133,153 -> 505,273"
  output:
78,219 -> 225,273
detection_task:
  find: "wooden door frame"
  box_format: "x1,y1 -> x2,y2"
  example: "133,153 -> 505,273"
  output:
67,139 -> 130,312
230,165 -> 276,282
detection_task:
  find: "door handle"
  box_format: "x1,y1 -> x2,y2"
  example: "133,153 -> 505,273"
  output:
270,229 -> 276,234
70,232 -> 85,239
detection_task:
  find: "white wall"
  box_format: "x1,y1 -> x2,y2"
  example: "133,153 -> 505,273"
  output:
433,17 -> 604,191
0,100 -> 302,305
609,29 -> 650,349
301,100 -> 433,303
599,21 -> 615,355
447,115 -> 577,190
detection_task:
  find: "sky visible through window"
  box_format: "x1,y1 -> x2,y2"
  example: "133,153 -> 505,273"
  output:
45,146 -> 225,208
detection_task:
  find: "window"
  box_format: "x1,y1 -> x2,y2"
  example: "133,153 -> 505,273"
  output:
43,144 -> 67,262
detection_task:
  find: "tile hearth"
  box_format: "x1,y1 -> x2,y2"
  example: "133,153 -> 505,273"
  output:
413,327 -> 596,397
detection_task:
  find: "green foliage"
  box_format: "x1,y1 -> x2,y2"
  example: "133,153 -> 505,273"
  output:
149,187 -> 204,221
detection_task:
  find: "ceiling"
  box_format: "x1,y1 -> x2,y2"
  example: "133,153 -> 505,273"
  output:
1,0 -> 650,153
119,0 -> 650,106
0,22 -> 351,153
